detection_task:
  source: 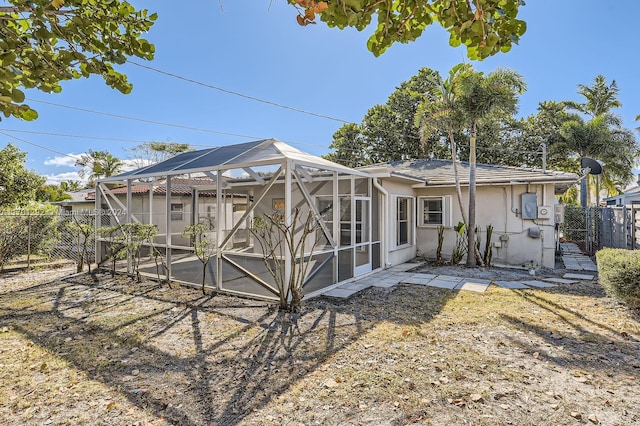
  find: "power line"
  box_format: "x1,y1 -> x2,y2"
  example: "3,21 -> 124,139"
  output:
26,98 -> 264,139
0,129 -> 215,148
127,60 -> 351,125
0,130 -> 79,161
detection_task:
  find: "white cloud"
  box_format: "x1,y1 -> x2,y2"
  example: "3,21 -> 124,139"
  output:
44,154 -> 82,167
44,171 -> 86,186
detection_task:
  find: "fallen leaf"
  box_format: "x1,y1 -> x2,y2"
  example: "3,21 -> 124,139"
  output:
470,393 -> 482,402
533,352 -> 540,359
570,412 -> 582,419
106,401 -> 116,410
588,414 -> 599,424
402,329 -> 410,335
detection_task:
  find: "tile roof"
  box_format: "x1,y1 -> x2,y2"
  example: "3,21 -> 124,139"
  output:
366,159 -> 579,187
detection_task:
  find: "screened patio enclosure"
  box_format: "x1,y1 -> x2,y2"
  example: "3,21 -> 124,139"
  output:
95,138 -> 381,300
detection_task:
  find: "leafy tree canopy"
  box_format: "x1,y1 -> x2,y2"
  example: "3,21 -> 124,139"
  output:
0,0 -> 156,121
75,149 -> 123,187
35,183 -> 72,202
0,143 -> 46,207
127,141 -> 192,169
289,0 -> 527,58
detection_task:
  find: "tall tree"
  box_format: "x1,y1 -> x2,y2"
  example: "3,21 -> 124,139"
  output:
0,143 -> 46,207
325,67 -> 444,165
416,65 -> 525,266
324,123 -> 370,167
289,0 -> 527,59
565,75 -> 622,117
76,150 -> 123,186
127,141 -> 192,168
0,0 -> 156,120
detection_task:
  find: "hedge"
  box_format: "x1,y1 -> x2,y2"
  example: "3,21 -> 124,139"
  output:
596,248 -> 640,309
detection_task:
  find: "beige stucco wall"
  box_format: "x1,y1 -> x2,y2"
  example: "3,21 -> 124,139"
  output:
414,183 -> 557,269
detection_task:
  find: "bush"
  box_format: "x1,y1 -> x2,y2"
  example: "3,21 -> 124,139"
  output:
596,248 -> 640,309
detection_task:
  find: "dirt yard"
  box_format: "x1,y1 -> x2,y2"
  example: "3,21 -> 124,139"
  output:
1,265 -> 639,426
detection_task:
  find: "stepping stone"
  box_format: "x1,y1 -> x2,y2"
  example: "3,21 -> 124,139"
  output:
323,288 -> 359,298
340,281 -> 373,291
522,280 -> 557,288
412,273 -> 437,280
425,279 -> 459,289
402,276 -> 434,285
389,263 -> 420,272
435,274 -> 463,282
456,279 -> 490,293
563,273 -> 595,280
371,279 -> 400,288
543,278 -> 578,284
493,281 -> 531,289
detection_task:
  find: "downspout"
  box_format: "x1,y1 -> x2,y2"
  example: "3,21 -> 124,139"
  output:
373,178 -> 390,268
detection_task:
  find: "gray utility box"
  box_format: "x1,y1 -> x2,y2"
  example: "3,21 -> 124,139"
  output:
521,193 -> 538,219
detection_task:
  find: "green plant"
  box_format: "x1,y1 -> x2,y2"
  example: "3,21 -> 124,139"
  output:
98,223 -> 156,281
182,223 -> 216,295
451,222 -> 467,265
436,225 -> 445,265
67,217 -> 94,273
596,248 -> 640,309
483,224 -> 494,266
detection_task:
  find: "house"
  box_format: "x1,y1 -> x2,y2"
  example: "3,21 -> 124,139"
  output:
360,159 -> 578,270
603,177 -> 640,206
95,139 -> 578,301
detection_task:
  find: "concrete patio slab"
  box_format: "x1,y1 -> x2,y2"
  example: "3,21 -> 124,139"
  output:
389,263 -> 422,272
456,281 -> 490,292
401,276 -> 434,285
340,281 -> 374,291
543,277 -> 578,284
522,280 -> 557,288
425,279 -> 460,289
411,273 -> 437,280
563,273 -> 595,280
435,275 -> 464,282
493,281 -> 531,289
323,288 -> 359,298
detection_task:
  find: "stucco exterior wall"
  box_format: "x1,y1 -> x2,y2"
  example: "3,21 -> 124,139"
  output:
414,183 -> 557,269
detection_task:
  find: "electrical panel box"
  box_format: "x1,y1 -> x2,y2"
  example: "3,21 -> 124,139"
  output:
554,204 -> 565,224
537,206 -> 552,220
521,193 -> 538,219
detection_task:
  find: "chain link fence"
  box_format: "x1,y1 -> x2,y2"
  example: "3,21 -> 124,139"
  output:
560,205 -> 640,256
0,208 -> 96,272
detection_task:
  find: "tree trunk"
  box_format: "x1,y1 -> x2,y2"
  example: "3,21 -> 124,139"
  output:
466,126 -> 478,267
202,261 -> 207,295
448,130 -> 468,225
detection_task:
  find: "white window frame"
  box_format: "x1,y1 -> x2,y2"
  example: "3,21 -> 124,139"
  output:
170,203 -> 184,221
394,195 -> 414,249
418,195 -> 452,227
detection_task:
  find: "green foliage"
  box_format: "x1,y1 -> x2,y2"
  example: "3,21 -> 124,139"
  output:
0,203 -> 59,270
66,217 -> 94,273
596,248 -> 640,309
0,0 -> 156,120
98,223 -> 156,281
451,221 -> 467,265
76,149 -> 123,186
289,0 -> 526,59
36,184 -> 72,202
182,223 -> 216,295
127,141 -> 193,169
0,143 -> 46,207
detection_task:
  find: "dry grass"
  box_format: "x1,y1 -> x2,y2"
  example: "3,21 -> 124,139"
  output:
0,267 -> 639,425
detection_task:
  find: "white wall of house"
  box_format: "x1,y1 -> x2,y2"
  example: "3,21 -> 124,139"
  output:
378,179 -> 417,267
414,183 -> 558,269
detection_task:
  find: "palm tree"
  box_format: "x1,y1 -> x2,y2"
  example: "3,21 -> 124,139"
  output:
76,150 -> 123,186
416,65 -> 526,266
454,67 -> 526,266
565,75 -> 621,117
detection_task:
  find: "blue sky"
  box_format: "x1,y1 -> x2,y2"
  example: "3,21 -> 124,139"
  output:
2,1 -> 639,184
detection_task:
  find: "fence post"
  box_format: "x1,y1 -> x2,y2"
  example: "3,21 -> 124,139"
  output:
632,205 -> 637,250
27,213 -> 32,268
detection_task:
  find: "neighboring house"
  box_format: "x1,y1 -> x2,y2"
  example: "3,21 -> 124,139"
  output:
55,188 -> 95,212
361,159 -> 578,270
95,138 -> 578,301
603,179 -> 640,206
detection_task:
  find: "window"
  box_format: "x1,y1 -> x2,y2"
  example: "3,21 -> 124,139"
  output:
418,196 -> 452,227
396,196 -> 412,247
170,203 -> 184,221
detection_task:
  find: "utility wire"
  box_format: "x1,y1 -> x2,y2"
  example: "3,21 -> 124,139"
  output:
0,130 -> 79,161
127,60 -> 351,124
26,98 -> 264,139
